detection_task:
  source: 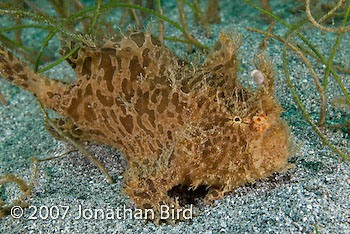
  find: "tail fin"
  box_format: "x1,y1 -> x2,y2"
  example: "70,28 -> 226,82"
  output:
0,45 -> 68,110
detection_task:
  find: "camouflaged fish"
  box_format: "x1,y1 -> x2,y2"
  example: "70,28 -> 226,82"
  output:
0,31 -> 290,221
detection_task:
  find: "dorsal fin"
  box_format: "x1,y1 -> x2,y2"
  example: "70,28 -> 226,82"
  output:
58,31 -> 183,85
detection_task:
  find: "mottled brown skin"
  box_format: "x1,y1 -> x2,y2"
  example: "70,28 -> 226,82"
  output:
0,31 -> 289,221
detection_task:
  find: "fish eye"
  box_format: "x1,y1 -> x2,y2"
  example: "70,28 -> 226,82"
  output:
232,116 -> 241,123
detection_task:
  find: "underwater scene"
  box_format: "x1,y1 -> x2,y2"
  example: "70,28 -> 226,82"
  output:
0,0 -> 349,233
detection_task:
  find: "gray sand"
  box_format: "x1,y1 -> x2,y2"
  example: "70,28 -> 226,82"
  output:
1,1 -> 349,233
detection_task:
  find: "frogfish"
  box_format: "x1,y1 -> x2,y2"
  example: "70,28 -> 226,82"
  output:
0,31 -> 290,221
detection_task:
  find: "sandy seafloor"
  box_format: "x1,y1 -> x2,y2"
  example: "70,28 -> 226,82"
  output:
0,0 -> 350,233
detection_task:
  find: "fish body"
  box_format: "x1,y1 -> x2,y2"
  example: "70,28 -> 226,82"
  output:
0,31 -> 289,221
